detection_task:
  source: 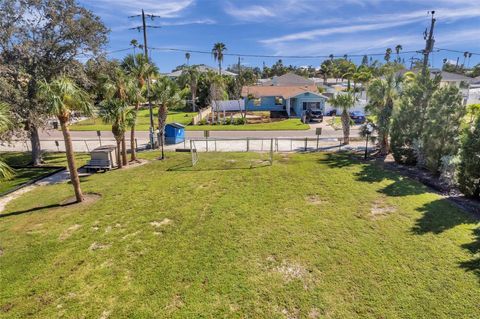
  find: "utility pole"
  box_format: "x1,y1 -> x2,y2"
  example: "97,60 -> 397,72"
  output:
422,11 -> 436,76
129,9 -> 161,149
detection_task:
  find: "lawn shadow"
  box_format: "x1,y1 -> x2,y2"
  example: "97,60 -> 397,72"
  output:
412,198 -> 480,281
0,202 -> 76,219
322,153 -> 428,197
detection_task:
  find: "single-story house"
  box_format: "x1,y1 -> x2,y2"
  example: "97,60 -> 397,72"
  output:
241,85 -> 328,117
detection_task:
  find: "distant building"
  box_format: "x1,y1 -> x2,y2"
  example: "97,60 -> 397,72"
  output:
166,64 -> 237,78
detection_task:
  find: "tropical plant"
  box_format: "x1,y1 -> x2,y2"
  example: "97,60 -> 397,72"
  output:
178,66 -> 200,112
329,92 -> 358,144
38,77 -> 92,202
99,67 -> 135,167
384,48 -> 392,63
366,71 -> 401,155
185,52 -> 191,65
395,45 -> 403,63
212,42 -> 227,75
458,116 -> 480,198
121,53 -> 158,161
150,77 -> 186,158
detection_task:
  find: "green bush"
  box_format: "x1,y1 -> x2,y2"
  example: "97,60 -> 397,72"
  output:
458,117 -> 480,198
198,119 -> 207,125
234,117 -> 246,125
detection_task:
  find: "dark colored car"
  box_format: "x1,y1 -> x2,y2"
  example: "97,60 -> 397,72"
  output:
326,109 -> 337,116
306,109 -> 324,122
349,111 -> 366,124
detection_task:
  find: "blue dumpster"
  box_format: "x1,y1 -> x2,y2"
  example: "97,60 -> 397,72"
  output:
165,123 -> 185,145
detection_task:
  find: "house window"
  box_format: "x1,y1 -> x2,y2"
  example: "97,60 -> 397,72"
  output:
275,96 -> 284,105
253,98 -> 261,106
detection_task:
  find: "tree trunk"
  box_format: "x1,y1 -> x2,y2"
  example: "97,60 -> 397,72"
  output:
191,86 -> 197,112
341,110 -> 350,145
121,133 -> 128,166
59,118 -> 83,203
130,104 -> 140,162
29,124 -> 43,166
116,139 -> 123,169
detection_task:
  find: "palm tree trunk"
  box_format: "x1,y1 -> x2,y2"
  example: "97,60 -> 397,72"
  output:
130,104 -> 140,162
341,110 -> 350,145
59,118 -> 83,203
116,139 -> 123,169
192,87 -> 197,112
121,133 -> 128,166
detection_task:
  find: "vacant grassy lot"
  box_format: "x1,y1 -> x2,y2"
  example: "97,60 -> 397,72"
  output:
188,118 -> 309,131
0,152 -> 90,194
70,109 -> 196,131
0,152 -> 479,318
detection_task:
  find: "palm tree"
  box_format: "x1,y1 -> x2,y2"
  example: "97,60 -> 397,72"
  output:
212,42 -> 227,75
367,72 -> 401,155
130,39 -> 139,55
38,77 -> 92,202
0,102 -> 14,180
329,92 -> 357,144
185,52 -> 191,65
99,67 -> 135,166
150,77 -> 186,159
98,99 -> 132,169
179,65 -> 200,111
121,53 -> 158,161
384,48 -> 392,63
395,45 -> 403,63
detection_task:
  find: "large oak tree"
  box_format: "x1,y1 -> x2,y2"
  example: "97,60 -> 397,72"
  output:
0,0 -> 108,165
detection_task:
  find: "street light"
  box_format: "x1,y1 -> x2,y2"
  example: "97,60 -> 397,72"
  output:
365,123 -> 374,160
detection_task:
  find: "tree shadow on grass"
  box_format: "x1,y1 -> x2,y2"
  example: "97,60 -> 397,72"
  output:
322,153 -> 480,281
412,199 -> 480,281
0,202 -> 76,219
322,153 -> 428,197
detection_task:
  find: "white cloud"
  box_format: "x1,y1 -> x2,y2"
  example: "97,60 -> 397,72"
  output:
223,0 -> 314,21
92,0 -> 195,18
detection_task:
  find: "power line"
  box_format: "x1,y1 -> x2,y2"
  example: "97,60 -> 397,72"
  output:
149,47 -> 423,59
435,48 -> 480,56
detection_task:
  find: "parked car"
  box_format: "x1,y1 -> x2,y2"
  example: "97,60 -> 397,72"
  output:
326,109 -> 337,116
306,109 -> 324,122
349,111 -> 366,124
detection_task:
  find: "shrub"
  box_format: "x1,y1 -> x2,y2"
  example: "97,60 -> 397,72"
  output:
421,85 -> 465,174
458,117 -> 480,198
198,119 -> 207,125
234,117 -> 246,125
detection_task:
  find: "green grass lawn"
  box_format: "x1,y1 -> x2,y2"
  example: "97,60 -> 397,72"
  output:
70,109 -> 196,131
187,118 -> 309,131
0,152 -> 91,194
0,152 -> 479,318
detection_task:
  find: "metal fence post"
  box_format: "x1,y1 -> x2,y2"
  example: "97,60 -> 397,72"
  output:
304,137 -> 308,151
270,138 -> 274,165
246,137 -> 250,152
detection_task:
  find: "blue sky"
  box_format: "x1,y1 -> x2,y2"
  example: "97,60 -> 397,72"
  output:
79,0 -> 480,73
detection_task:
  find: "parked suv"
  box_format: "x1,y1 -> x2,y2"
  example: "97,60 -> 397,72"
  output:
306,109 -> 324,122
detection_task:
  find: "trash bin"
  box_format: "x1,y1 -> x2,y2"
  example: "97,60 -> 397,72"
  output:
165,123 -> 185,145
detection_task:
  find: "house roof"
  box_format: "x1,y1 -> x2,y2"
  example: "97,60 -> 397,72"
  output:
167,64 -> 237,77
397,68 -> 473,83
261,73 -> 314,86
241,84 -> 327,99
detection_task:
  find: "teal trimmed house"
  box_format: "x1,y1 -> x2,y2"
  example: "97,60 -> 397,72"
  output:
241,73 -> 328,117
